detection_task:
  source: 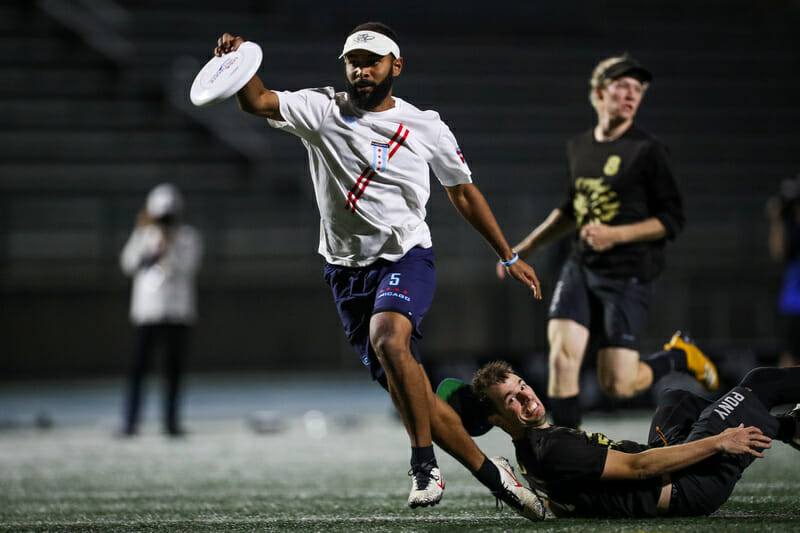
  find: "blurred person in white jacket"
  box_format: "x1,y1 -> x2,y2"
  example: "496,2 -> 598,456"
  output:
119,183 -> 203,436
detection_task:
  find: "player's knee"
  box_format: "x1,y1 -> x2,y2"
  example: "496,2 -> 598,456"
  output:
738,366 -> 785,407
550,349 -> 581,380
371,329 -> 407,367
659,387 -> 695,405
739,366 -> 775,389
599,375 -> 636,399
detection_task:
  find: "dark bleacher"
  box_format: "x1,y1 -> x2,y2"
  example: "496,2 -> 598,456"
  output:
1,0 -> 798,376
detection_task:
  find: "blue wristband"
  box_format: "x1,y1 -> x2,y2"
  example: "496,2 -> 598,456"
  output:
501,252 -> 519,267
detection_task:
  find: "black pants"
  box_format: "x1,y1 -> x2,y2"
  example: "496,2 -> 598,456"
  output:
123,323 -> 189,434
648,367 -> 799,516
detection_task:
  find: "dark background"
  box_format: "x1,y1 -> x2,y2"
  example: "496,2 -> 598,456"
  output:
2,0 -> 798,389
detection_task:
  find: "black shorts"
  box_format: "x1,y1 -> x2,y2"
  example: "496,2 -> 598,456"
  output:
651,387 -> 779,516
324,246 -> 436,382
548,258 -> 652,351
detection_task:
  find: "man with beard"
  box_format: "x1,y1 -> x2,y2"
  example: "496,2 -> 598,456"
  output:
213,22 -> 544,520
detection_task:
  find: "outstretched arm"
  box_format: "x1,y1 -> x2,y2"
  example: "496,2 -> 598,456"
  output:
214,33 -> 282,120
602,424 -> 772,480
446,183 -> 541,299
496,208 -> 575,280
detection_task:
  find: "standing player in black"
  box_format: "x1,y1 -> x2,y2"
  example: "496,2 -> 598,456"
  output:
470,360 -> 800,518
497,55 -> 717,428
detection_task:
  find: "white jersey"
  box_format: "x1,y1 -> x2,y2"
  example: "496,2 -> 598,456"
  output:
120,224 -> 203,325
268,87 -> 472,267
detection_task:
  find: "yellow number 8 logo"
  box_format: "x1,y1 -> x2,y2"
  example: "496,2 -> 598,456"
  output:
603,155 -> 621,176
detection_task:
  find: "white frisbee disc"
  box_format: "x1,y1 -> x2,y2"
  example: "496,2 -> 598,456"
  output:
189,41 -> 263,107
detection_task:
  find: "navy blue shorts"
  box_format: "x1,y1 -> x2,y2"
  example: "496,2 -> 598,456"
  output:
548,258 -> 652,351
323,246 -> 436,381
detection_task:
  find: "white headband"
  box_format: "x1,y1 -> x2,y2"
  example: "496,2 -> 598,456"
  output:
339,30 -> 401,59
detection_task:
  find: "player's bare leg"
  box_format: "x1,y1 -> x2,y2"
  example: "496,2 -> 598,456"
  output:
422,369 -> 484,470
370,311 -> 442,508
547,319 -> 590,428
597,347 -> 652,399
371,312 -> 431,446
599,332 -> 720,401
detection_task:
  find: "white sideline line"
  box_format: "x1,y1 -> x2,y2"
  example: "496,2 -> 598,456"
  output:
0,515 -> 523,527
2,485 -> 497,500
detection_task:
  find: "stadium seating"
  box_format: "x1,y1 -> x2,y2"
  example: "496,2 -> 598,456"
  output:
1,0 -> 797,375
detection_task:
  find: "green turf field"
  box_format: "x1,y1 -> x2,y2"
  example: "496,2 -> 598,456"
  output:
1,409 -> 798,533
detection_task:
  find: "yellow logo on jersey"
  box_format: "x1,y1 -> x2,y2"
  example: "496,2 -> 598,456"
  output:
572,177 -> 620,226
603,155 -> 621,176
587,431 -> 623,449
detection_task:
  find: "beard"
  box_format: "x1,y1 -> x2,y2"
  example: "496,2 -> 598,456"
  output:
346,71 -> 394,111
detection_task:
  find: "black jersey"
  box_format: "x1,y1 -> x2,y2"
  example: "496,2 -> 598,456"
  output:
559,124 -> 685,281
513,426 -> 662,518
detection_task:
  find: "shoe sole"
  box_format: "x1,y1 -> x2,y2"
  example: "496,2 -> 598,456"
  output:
665,335 -> 719,390
408,499 -> 441,509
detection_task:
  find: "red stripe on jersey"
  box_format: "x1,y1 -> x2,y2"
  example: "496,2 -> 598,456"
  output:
387,124 -> 404,145
353,169 -> 375,201
345,166 -> 373,211
347,167 -> 377,212
388,127 -> 409,159
346,124 -> 410,213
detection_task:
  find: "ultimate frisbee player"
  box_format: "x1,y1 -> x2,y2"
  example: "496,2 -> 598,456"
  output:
468,359 -> 799,518
212,22 -> 544,520
496,55 -> 715,429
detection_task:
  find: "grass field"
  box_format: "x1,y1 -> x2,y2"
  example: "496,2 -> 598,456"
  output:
1,379 -> 799,532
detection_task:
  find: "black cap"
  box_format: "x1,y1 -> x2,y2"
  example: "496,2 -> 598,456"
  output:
598,57 -> 652,84
436,378 -> 493,437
